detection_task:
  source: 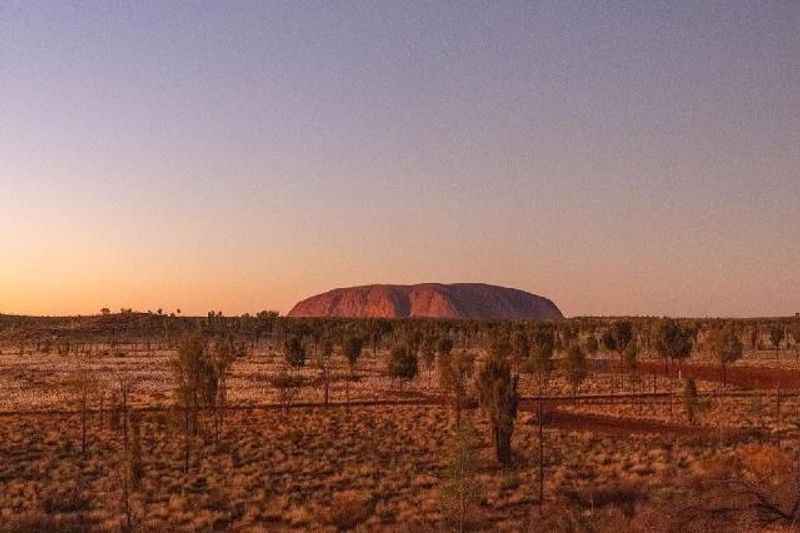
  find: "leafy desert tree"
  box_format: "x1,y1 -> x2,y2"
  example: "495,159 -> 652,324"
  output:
477,349 -> 519,466
769,324 -> 785,359
708,324 -> 743,389
284,335 -> 307,369
655,318 -> 694,373
438,350 -> 476,427
439,421 -> 484,533
623,341 -> 640,392
388,343 -> 418,384
342,335 -> 364,405
655,319 -> 694,414
564,344 -> 588,395
602,321 -> 634,392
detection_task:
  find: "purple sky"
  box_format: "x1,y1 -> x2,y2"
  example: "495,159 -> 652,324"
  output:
1,1 -> 798,317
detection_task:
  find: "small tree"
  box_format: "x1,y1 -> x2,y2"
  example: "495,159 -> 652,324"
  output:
655,319 -> 693,416
284,336 -> 306,369
769,325 -> 785,359
438,350 -> 476,427
314,339 -> 334,405
388,344 -> 418,384
708,324 -> 743,389
602,321 -> 633,392
210,337 -> 236,440
623,341 -> 639,392
564,345 -> 588,395
682,378 -> 708,424
270,365 -> 303,415
439,421 -> 484,532
171,334 -> 214,473
342,335 -> 364,406
655,318 -> 693,373
477,351 -> 518,466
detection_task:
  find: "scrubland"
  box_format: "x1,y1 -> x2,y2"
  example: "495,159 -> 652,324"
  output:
0,315 -> 799,531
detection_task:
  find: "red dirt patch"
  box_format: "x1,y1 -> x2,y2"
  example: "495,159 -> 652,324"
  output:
520,402 -> 731,436
639,361 -> 800,390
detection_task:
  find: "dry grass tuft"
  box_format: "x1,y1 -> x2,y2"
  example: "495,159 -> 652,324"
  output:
322,490 -> 374,530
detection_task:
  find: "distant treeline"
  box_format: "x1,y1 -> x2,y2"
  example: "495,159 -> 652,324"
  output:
1,311 -> 798,358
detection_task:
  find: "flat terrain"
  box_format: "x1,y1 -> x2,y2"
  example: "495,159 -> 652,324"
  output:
1,400 -> 787,532
0,322 -> 798,531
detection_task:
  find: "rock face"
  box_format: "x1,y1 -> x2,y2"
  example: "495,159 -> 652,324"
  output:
288,283 -> 563,320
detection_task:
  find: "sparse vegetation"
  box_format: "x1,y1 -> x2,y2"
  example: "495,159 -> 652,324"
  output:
270,365 -> 304,415
477,346 -> 518,466
564,344 -> 588,395
388,343 -> 418,382
284,336 -> 307,369
438,349 -> 476,427
171,334 -> 214,473
708,323 -> 743,388
342,334 -> 364,406
1,314 -> 800,530
439,421 -> 483,532
64,356 -> 99,455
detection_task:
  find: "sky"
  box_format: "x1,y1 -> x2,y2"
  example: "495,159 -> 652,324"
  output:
1,1 -> 798,318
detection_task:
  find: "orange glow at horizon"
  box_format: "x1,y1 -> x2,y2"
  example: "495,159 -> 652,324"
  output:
2,3 -> 798,319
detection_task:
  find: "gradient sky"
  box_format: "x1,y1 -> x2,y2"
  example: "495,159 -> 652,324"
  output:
1,1 -> 798,318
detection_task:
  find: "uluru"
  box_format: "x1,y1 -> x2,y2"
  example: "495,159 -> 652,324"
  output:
287,283 -> 564,320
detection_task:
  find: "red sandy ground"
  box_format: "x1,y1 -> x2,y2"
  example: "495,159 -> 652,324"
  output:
638,361 -> 800,389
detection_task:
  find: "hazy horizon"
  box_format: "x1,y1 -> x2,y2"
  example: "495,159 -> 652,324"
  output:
2,1 -> 799,318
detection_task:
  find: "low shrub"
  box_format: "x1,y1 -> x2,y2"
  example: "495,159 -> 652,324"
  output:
323,491 -> 374,530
